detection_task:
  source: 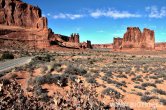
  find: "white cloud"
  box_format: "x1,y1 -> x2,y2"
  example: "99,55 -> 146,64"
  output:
146,6 -> 166,18
90,9 -> 141,19
47,13 -> 51,16
53,13 -> 84,20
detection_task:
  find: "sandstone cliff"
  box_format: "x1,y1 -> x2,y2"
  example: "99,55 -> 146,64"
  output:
0,0 -> 92,50
0,0 -> 47,29
113,27 -> 155,50
155,43 -> 166,50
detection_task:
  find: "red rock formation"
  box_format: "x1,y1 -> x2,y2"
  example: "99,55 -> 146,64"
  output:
0,0 -> 46,29
0,0 -> 92,50
87,40 -> 92,49
155,43 -> 166,50
113,38 -> 123,50
69,33 -> 80,43
0,0 -> 50,49
92,44 -> 113,49
122,27 -> 142,48
113,27 -> 155,50
142,28 -> 155,49
81,40 -> 92,49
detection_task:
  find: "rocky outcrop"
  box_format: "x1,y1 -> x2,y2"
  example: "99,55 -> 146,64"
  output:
113,38 -> 122,50
0,0 -> 92,50
80,40 -> 92,49
113,27 -> 155,50
155,43 -> 166,50
142,28 -> 155,49
0,0 -> 49,49
69,33 -> 80,43
92,44 -> 113,49
0,0 -> 47,29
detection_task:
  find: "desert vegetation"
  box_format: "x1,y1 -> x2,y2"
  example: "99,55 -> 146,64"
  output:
1,50 -> 166,110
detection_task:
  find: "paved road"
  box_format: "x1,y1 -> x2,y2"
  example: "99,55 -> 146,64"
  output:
0,57 -> 32,74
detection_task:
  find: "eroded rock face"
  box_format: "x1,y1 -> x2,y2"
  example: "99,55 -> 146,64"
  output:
80,40 -> 92,49
0,0 -> 49,49
0,0 -> 47,29
113,27 -> 155,50
0,0 -> 91,50
142,28 -> 155,49
122,27 -> 142,48
92,44 -> 113,49
113,38 -> 123,50
69,33 -> 80,43
155,43 -> 166,50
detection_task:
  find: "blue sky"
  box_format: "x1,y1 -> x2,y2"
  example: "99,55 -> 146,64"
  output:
24,0 -> 166,44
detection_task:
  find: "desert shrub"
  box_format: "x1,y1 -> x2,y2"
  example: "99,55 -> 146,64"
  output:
105,70 -> 112,76
46,62 -> 62,73
141,83 -> 156,88
35,74 -> 68,87
1,51 -> 14,59
134,81 -> 140,84
0,72 -> 5,77
116,74 -> 127,78
112,61 -> 117,63
2,78 -> 11,85
51,62 -> 62,69
131,76 -> 143,82
149,75 -> 158,79
93,73 -> 100,78
34,85 -> 45,96
134,85 -> 146,90
83,73 -> 92,78
102,76 -> 126,87
40,65 -> 48,74
144,91 -> 151,95
64,65 -> 87,76
141,95 -> 158,102
86,77 -> 97,84
152,89 -> 166,96
34,85 -> 50,102
102,87 -> 122,99
31,54 -> 51,65
39,93 -> 51,102
155,79 -> 164,84
68,75 -> 77,82
136,92 -> 143,96
14,66 -> 25,72
160,98 -> 166,105
101,75 -> 109,82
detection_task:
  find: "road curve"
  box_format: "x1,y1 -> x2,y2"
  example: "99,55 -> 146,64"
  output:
0,57 -> 33,74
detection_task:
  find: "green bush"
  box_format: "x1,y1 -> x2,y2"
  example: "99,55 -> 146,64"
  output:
141,82 -> 156,88
160,98 -> 166,105
35,74 -> 68,87
152,89 -> 166,96
1,51 -> 14,59
64,65 -> 87,76
102,87 -> 122,99
141,95 -> 158,102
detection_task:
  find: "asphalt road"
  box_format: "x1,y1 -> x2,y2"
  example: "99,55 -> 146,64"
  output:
0,57 -> 32,74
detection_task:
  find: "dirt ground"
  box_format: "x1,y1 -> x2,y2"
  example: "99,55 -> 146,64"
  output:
1,49 -> 166,110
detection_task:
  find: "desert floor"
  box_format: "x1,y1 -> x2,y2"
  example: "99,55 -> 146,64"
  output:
1,49 -> 166,110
